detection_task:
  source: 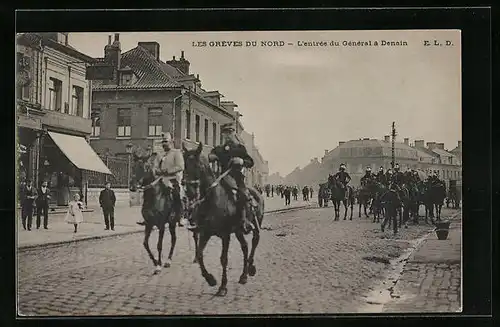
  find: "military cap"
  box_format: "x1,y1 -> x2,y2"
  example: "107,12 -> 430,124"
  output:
161,132 -> 173,143
221,123 -> 236,133
366,167 -> 372,171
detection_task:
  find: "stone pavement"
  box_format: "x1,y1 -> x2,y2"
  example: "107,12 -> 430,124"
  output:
18,204 -> 438,315
381,211 -> 462,313
17,195 -> 313,249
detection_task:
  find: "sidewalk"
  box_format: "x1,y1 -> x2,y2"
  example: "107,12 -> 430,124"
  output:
382,213 -> 462,313
17,195 -> 314,249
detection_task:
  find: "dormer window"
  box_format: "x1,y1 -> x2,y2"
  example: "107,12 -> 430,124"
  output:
120,72 -> 132,85
119,67 -> 134,86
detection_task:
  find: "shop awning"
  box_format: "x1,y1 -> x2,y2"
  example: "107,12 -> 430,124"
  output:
48,131 -> 112,175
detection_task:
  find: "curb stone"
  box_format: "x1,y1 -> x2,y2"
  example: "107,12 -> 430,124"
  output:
18,203 -> 314,251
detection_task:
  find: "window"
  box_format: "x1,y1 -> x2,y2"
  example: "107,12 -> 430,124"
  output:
148,108 -> 163,136
186,110 -> 191,139
91,112 -> 100,137
195,114 -> 200,142
48,78 -> 62,111
212,122 -> 217,146
120,73 -> 132,86
204,119 -> 209,144
17,53 -> 30,100
71,86 -> 84,116
117,108 -> 131,137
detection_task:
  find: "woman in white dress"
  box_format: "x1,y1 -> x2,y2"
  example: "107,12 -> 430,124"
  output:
65,193 -> 84,233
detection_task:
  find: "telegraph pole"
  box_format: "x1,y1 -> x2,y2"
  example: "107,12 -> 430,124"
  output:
391,122 -> 397,168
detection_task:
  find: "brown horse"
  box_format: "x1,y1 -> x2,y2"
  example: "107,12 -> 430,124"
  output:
131,152 -> 179,275
182,143 -> 265,297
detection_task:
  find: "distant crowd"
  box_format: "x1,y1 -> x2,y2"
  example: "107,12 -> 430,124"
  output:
251,184 -> 314,206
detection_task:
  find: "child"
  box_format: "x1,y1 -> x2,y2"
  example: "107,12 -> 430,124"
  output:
65,193 -> 84,233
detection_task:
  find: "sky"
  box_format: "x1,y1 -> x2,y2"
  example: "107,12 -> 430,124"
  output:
69,30 -> 461,177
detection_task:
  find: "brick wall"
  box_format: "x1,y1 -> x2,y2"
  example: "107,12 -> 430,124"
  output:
86,187 -> 130,208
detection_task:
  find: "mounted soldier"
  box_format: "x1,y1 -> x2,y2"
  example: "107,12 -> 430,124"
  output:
137,132 -> 185,226
188,122 -> 255,234
385,168 -> 393,187
375,166 -> 386,185
333,163 -> 351,189
360,167 -> 375,188
390,163 -> 405,190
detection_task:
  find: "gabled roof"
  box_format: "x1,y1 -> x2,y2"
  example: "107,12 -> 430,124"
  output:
93,46 -> 182,91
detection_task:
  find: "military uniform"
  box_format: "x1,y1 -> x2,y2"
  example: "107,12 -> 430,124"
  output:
376,168 -> 386,185
207,123 -> 255,233
334,164 -> 351,187
360,169 -> 375,187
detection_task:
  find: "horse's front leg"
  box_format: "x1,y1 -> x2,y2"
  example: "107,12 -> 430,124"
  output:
358,200 -> 362,218
196,231 -> 216,287
248,226 -> 260,277
235,231 -> 249,284
343,200 -> 348,220
143,224 -> 159,274
216,234 -> 231,297
164,222 -> 176,268
155,224 -> 166,271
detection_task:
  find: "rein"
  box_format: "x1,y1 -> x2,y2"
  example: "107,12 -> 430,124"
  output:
186,168 -> 232,208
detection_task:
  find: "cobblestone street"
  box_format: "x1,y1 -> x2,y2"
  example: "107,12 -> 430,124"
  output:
17,205 -> 460,315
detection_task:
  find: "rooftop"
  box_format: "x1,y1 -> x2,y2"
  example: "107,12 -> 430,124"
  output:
93,46 -> 182,91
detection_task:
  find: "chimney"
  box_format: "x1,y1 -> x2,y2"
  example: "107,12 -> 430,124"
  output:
414,140 -> 424,148
427,142 -> 437,150
404,138 -> 409,146
138,42 -> 160,61
437,142 -> 445,150
384,135 -> 390,142
167,51 -> 190,75
104,33 -> 122,83
324,149 -> 329,156
339,141 -> 345,146
196,74 -> 199,80
458,141 -> 462,149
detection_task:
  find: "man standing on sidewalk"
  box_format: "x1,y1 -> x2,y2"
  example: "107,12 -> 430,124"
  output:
20,180 -> 37,231
35,181 -> 51,230
99,182 -> 116,231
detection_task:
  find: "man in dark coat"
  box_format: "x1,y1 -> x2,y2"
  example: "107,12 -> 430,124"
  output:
360,167 -> 375,187
20,180 -> 37,231
333,163 -> 351,189
376,166 -> 386,185
99,182 -> 116,231
189,123 -> 255,234
35,180 -> 51,229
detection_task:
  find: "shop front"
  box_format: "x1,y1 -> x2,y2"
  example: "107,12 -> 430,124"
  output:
39,131 -> 112,207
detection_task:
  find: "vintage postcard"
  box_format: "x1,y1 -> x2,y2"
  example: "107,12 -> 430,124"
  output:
16,29 -> 461,315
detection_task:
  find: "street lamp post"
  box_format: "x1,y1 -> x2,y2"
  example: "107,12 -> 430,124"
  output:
125,142 -> 133,190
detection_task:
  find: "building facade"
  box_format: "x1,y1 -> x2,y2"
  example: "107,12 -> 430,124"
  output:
16,33 -> 110,207
90,34 -> 238,169
285,136 -> 462,189
239,130 -> 269,187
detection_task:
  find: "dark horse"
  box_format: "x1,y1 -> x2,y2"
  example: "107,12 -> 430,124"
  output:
131,152 -> 179,275
357,183 -> 374,218
327,174 -> 354,220
182,143 -> 265,297
425,181 -> 447,222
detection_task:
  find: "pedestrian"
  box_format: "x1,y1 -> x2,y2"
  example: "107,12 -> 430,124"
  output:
65,193 -> 84,233
20,180 -> 37,231
99,182 -> 116,231
35,181 -> 51,229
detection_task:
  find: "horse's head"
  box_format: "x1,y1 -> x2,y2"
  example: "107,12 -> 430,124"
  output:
182,142 -> 212,200
130,152 -> 157,190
